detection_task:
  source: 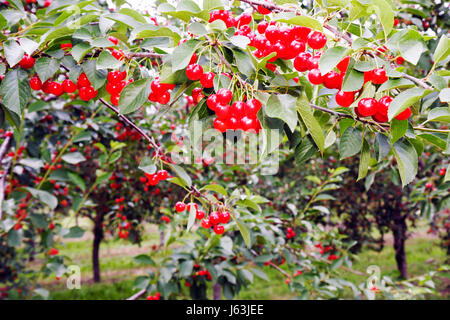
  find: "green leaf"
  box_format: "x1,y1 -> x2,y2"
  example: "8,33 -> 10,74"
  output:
18,38 -> 39,55
63,226 -> 85,238
340,127 -> 362,159
61,152 -> 86,165
96,51 -> 124,69
118,78 -> 152,114
439,88 -> 450,103
82,60 -> 107,90
426,107 -> 450,123
390,119 -> 408,144
203,0 -> 223,11
67,172 -> 86,192
368,0 -> 394,39
341,68 -> 364,92
295,136 -> 317,165
265,94 -> 298,133
388,88 -> 426,121
133,254 -> 155,265
201,184 -> 228,196
71,43 -> 91,63
233,48 -> 255,78
34,57 -> 60,83
4,40 -> 24,67
319,47 -> 349,75
25,187 -> 58,210
94,171 -> 113,185
274,14 -> 323,31
171,39 -> 201,72
357,139 -> 370,181
169,164 -> 192,187
296,95 -> 325,153
179,260 -> 194,277
444,164 -> 450,183
392,139 -> 418,187
397,29 -> 428,65
230,35 -> 250,49
231,213 -> 250,247
0,69 -> 31,116
432,35 -> 450,65
138,157 -> 156,174
186,203 -> 196,232
8,229 -> 22,247
377,78 -> 414,93
188,22 -> 208,36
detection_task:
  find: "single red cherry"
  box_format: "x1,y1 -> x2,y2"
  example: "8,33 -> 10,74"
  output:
29,76 -> 42,90
294,52 -> 312,72
306,31 -> 327,49
111,95 -> 120,106
201,218 -> 211,229
186,64 -> 204,81
209,212 -> 220,225
246,99 -> 262,116
175,202 -> 186,212
217,88 -> 233,105
335,91 -> 355,107
111,49 -> 124,61
156,170 -> 168,181
49,82 -> 63,96
265,25 -> 280,43
62,79 -> 77,93
372,112 -> 388,123
77,73 -> 91,87
308,69 -> 323,85
230,101 -> 246,118
371,68 -> 388,84
78,86 -> 96,101
395,107 -> 412,121
106,81 -> 125,95
337,56 -> 350,73
108,36 -> 119,45
107,70 -> 123,83
323,71 -> 342,89
213,118 -> 227,132
19,54 -> 35,69
257,5 -> 271,15
240,116 -> 257,132
215,104 -> 230,120
207,94 -> 219,110
186,203 -> 198,212
213,225 -> 225,235
200,72 -> 215,88
227,117 -> 239,130
189,52 -> 198,65
219,211 -> 231,224
158,91 -> 171,104
60,43 -> 72,50
357,98 -> 378,117
377,96 -> 393,117
196,211 -> 205,220
257,21 -> 268,34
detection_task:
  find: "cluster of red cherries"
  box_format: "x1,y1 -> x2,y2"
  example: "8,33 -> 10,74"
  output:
146,292 -> 161,300
175,202 -> 230,235
357,95 -> 411,122
285,227 -> 296,239
147,77 -> 176,105
141,169 -> 169,186
315,242 -> 340,261
106,69 -> 131,106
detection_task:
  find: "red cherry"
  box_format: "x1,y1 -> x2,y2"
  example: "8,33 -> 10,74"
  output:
77,73 -> 91,87
106,81 -> 125,95
323,71 -> 342,89
19,54 -> 35,69
200,72 -> 215,88
257,5 -> 271,15
156,170 -> 168,180
186,203 -> 198,212
371,68 -> 388,84
308,69 -> 323,85
227,117 -> 239,130
107,70 -> 123,83
240,116 -> 257,132
209,212 -> 220,225
294,52 -> 312,72
287,40 -> 306,59
245,99 -> 262,116
257,21 -> 268,34
186,64 -> 204,80
357,98 -> 378,117
213,118 -> 227,132
42,80 -> 52,94
175,202 -> 186,212
337,56 -> 350,73
335,91 -> 355,107
372,112 -> 388,123
236,13 -> 252,27
265,25 -> 280,43
217,88 -> 233,105
307,31 -> 327,49
213,225 -> 225,235
29,76 -> 42,90
158,91 -> 171,104
395,107 -> 412,121
189,52 -> 198,65
215,104 -> 230,120
78,86 -> 95,101
60,43 -> 72,50
49,82 -> 63,96
196,211 -> 205,220
230,101 -> 246,118
201,218 -> 211,229
207,94 -> 219,110
108,36 -> 119,45
111,95 -> 120,106
111,49 -> 124,61
291,26 -> 311,42
377,96 -> 393,117
62,79 -> 77,93
218,211 -> 231,224
364,70 -> 373,83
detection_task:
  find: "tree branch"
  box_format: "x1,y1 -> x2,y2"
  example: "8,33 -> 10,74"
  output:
0,135 -> 12,220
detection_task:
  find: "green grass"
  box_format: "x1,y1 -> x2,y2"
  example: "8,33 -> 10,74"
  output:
43,228 -> 448,300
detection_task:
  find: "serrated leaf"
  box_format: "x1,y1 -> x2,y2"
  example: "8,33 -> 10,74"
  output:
296,96 -> 325,153
265,94 -> 298,133
0,69 -> 31,116
96,51 -> 124,69
392,139 -> 418,187
340,127 -> 362,159
171,39 -> 201,72
67,172 -> 86,192
357,139 -> 370,181
34,57 -> 60,83
319,47 -> 349,75
388,88 -> 426,121
24,187 -> 58,210
4,40 -> 24,67
118,78 -> 152,114
202,184 -> 228,196
61,152 -> 86,165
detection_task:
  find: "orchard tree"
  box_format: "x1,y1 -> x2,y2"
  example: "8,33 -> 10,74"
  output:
0,0 -> 449,299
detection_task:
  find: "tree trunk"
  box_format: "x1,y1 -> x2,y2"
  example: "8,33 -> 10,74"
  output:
392,215 -> 408,279
213,282 -> 221,300
92,213 -> 104,283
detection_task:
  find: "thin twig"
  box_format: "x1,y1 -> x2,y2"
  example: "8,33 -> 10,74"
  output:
126,288 -> 147,300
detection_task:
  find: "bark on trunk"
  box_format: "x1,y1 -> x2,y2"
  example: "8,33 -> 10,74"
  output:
213,282 -> 221,300
392,216 -> 408,279
92,213 -> 104,283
